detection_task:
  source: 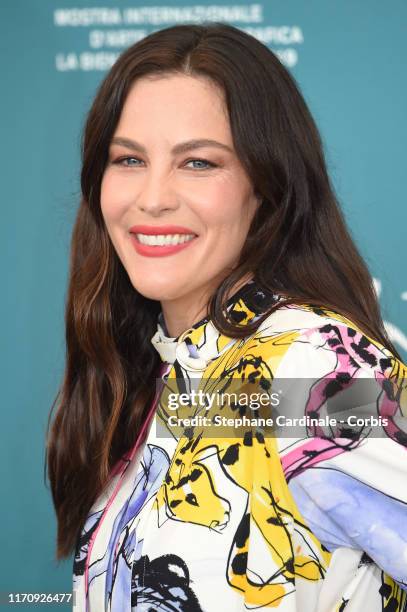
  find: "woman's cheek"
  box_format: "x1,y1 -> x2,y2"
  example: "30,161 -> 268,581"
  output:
101,174 -> 130,221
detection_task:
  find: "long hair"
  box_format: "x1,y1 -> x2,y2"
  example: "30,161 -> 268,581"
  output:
45,22 -> 401,560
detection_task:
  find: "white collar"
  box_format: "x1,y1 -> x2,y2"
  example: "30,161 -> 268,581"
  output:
150,313 -> 178,364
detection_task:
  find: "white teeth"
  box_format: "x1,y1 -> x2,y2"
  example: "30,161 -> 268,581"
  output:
135,233 -> 196,246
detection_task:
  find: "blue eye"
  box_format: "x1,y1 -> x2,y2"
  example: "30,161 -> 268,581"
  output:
116,157 -> 141,166
186,159 -> 216,170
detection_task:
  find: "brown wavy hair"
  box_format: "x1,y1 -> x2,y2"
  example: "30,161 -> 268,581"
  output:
45,22 -> 401,561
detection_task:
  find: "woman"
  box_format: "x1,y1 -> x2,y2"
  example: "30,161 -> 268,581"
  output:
46,23 -> 407,611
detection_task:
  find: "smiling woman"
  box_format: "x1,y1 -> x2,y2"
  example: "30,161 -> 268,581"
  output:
45,22 -> 407,612
101,73 -> 260,335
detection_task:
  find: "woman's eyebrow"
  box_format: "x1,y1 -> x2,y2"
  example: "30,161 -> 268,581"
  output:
110,136 -> 233,155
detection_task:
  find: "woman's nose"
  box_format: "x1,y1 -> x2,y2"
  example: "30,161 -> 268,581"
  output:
136,170 -> 179,215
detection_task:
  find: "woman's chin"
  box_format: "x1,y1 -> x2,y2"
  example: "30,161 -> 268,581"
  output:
129,277 -> 190,302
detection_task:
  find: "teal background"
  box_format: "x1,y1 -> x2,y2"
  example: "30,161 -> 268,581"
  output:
1,1 -> 406,608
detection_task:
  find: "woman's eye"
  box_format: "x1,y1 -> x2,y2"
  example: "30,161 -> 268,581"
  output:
185,159 -> 216,170
113,156 -> 142,167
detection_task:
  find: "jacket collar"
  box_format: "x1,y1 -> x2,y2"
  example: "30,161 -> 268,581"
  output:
150,278 -> 282,371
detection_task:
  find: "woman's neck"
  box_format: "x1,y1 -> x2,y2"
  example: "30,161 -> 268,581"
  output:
160,272 -> 254,338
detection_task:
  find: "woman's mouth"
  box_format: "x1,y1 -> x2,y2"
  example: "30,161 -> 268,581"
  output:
129,232 -> 199,257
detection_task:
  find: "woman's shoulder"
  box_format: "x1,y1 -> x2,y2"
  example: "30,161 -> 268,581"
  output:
239,300 -> 406,451
247,300 -> 404,379
256,299 -> 380,339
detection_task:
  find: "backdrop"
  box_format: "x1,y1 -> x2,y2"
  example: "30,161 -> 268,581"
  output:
2,0 -> 406,608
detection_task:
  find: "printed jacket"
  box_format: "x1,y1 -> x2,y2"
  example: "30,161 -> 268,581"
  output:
72,279 -> 407,611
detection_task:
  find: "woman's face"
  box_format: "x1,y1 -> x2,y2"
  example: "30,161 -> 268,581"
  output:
101,73 -> 261,304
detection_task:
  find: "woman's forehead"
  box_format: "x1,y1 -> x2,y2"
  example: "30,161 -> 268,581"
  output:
115,74 -> 232,144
